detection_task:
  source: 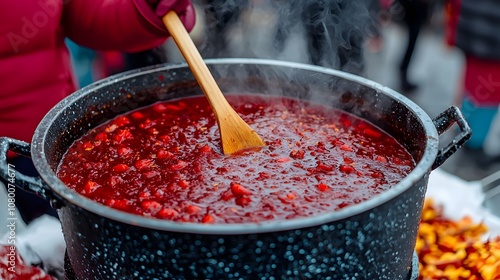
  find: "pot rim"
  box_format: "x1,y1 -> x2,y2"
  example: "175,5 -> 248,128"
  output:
32,58 -> 438,234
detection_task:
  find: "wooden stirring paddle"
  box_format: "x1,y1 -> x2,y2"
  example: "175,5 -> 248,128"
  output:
162,11 -> 266,155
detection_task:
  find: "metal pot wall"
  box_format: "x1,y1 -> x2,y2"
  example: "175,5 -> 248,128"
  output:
0,59 -> 470,279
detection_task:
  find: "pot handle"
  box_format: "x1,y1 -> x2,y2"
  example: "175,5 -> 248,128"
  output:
0,137 -> 64,209
431,106 -> 472,170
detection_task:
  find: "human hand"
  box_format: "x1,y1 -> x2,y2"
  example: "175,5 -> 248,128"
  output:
146,0 -> 196,32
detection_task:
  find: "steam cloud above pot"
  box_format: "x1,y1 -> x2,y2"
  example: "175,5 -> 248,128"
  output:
188,0 -> 381,75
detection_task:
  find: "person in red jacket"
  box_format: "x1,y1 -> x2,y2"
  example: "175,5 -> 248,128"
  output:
0,0 -> 196,224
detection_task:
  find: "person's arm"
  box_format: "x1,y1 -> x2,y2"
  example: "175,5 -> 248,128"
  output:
61,0 -> 195,53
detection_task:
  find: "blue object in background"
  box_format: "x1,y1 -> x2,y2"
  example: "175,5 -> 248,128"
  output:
66,39 -> 96,88
461,97 -> 499,149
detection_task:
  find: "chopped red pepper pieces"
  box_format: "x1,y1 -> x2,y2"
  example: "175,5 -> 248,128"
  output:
135,159 -> 154,170
158,208 -> 179,219
57,95 -> 414,224
202,214 -> 215,224
230,183 -> 252,196
317,183 -> 330,192
113,164 -> 129,172
84,180 -> 100,194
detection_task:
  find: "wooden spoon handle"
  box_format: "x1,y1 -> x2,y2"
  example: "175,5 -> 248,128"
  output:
162,11 -> 231,113
162,11 -> 265,155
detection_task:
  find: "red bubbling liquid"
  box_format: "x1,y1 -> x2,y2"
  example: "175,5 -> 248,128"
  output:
57,95 -> 415,224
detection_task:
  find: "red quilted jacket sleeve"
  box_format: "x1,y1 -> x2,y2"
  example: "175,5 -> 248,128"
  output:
61,0 -> 169,53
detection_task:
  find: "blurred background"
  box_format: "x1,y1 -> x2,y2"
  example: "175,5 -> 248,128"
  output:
67,0 -> 500,182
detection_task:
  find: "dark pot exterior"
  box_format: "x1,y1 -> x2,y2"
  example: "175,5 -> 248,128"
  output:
59,178 -> 426,279
0,59 -> 471,279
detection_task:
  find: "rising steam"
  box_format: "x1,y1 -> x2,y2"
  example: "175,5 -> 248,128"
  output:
188,0 -> 380,75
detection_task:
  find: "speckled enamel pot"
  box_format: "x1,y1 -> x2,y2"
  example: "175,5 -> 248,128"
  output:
0,59 -> 471,279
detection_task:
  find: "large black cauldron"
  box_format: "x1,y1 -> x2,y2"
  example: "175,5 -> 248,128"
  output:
0,59 -> 470,279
